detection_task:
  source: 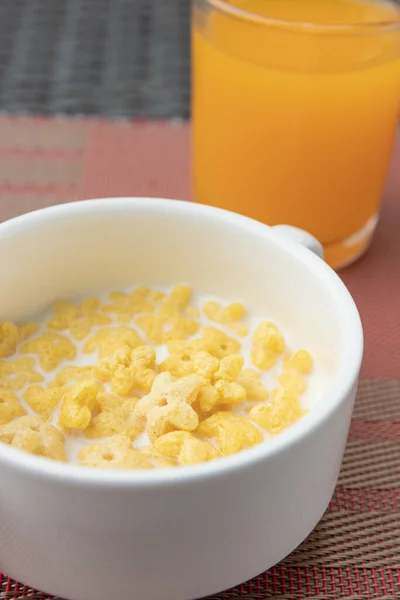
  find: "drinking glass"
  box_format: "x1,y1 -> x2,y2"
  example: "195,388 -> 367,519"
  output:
192,0 -> 400,268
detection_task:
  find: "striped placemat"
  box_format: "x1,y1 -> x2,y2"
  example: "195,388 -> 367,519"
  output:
0,117 -> 399,600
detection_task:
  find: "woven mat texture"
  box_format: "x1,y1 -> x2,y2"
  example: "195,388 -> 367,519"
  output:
0,117 -> 399,600
0,0 -> 190,118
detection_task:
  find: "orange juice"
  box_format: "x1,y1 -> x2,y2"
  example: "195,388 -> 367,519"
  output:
192,0 -> 400,268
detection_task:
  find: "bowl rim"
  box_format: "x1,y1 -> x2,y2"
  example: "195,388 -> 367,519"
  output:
0,197 -> 363,487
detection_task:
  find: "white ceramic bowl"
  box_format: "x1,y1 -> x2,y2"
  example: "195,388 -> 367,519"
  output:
0,198 -> 363,600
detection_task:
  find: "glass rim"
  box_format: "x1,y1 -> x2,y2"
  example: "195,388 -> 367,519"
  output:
198,0 -> 400,34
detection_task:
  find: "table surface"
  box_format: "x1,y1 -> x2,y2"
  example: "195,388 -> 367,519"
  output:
0,116 -> 399,600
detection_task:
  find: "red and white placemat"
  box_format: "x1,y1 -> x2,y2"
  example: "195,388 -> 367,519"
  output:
0,117 -> 399,600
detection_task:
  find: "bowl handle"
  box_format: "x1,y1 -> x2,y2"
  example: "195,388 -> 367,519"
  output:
272,225 -> 324,260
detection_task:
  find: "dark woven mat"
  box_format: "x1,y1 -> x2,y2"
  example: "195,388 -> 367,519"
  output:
0,0 -> 190,118
1,0 -> 400,119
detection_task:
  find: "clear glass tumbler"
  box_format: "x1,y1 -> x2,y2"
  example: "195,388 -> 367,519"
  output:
192,0 -> 400,268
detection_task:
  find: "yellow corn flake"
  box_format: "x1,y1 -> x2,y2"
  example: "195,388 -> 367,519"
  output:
161,349 -> 245,412
0,321 -> 39,359
58,379 -> 102,430
155,431 -> 220,466
140,445 -> 178,469
93,344 -> 130,382
192,402 -> 220,424
237,368 -> 269,402
283,350 -> 313,375
49,366 -> 94,388
158,285 -> 192,320
203,300 -> 245,322
0,357 -> 44,390
83,326 -> 145,358
160,348 -> 219,379
220,302 -> 246,322
201,327 -> 241,358
253,321 -> 285,354
214,353 -> 243,382
179,436 -> 220,465
0,415 -> 66,462
135,314 -> 164,345
164,316 -> 200,341
251,345 -> 278,371
136,313 -> 200,345
154,430 -> 191,457
203,301 -> 248,336
278,372 -> 307,395
251,321 -> 285,371
48,298 -> 111,340
113,345 -> 157,395
94,345 -> 157,396
184,306 -> 200,319
250,388 -> 305,435
0,321 -> 20,358
159,350 -> 194,379
166,338 -> 210,358
84,393 -> 144,440
192,352 -> 221,379
148,290 -> 166,303
0,322 -> 21,358
0,388 -> 26,425
20,322 -> 39,338
136,287 -> 198,344
102,289 -> 155,324
166,339 -> 191,355
133,286 -> 151,298
20,332 -> 76,372
197,411 -> 263,455
23,385 -> 64,420
193,386 -> 219,415
167,336 -> 239,362
78,434 -> 152,470
198,354 -> 246,412
135,372 -> 204,442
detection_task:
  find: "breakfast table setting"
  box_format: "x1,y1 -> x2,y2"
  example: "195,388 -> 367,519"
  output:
0,1 -> 400,599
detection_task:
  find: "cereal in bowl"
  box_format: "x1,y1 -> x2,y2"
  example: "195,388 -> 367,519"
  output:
155,431 -> 220,465
0,357 -> 43,390
78,434 -> 152,470
47,298 -> 112,340
0,415 -> 66,461
0,321 -> 38,359
0,285 -> 318,469
0,389 -> 26,425
93,344 -> 157,396
134,372 -> 204,442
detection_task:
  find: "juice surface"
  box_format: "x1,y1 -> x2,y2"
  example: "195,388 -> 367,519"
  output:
192,0 -> 400,267
228,0 -> 399,23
